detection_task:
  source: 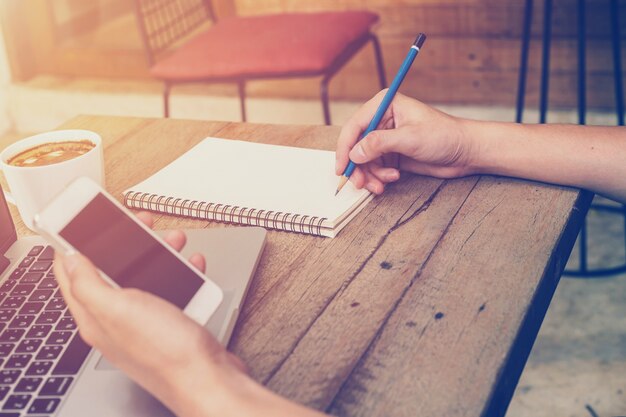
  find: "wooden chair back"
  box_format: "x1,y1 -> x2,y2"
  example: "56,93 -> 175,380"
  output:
133,0 -> 215,65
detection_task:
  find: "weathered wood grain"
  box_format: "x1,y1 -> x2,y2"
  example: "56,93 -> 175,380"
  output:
328,177 -> 588,417
8,116 -> 588,417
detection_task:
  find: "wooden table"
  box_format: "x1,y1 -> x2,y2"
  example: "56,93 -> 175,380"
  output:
8,115 -> 592,417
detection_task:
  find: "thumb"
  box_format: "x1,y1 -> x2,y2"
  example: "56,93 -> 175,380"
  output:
63,252 -> 116,311
349,127 -> 414,164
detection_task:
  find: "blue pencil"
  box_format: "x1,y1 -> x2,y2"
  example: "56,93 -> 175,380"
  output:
336,33 -> 427,196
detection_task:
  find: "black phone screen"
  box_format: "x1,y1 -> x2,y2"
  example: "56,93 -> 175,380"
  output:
59,193 -> 203,308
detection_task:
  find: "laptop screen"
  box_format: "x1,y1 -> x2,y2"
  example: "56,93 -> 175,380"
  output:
0,185 -> 17,253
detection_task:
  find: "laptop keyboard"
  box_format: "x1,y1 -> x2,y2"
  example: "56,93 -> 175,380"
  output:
0,245 -> 91,417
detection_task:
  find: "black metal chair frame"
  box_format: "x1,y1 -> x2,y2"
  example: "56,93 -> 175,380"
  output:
133,0 -> 387,125
516,0 -> 626,277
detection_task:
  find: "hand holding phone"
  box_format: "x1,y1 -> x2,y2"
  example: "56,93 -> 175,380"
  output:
33,177 -> 223,324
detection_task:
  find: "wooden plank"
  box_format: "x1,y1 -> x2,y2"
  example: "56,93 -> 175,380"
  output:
244,68 -> 626,109
236,0 -> 626,39
263,176 -> 480,408
327,177 -> 585,417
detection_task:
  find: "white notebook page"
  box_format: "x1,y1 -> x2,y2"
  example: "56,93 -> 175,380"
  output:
125,138 -> 371,227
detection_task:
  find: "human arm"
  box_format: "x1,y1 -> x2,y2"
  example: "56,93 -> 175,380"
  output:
53,212 -> 326,417
336,90 -> 626,203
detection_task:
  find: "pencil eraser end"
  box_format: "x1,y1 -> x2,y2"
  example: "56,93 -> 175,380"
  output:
414,33 -> 427,49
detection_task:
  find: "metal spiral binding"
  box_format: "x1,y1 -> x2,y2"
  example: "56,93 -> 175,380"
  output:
124,191 -> 328,236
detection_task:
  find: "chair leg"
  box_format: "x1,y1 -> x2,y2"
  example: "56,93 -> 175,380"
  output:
238,81 -> 247,122
539,0 -> 553,124
611,0 -> 625,127
609,0 -> 626,263
515,0 -> 533,123
163,83 -> 171,118
370,34 -> 387,90
320,77 -> 331,126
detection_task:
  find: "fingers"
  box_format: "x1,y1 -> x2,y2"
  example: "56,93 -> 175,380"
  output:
61,253 -> 118,317
54,252 -> 110,346
349,126 -> 415,165
164,230 -> 186,252
336,90 -> 394,175
369,164 -> 400,183
136,212 -> 154,228
189,253 -> 206,274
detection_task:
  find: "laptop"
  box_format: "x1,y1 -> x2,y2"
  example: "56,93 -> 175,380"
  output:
0,185 -> 266,416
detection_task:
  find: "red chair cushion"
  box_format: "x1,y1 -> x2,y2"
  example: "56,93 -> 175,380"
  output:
150,11 -> 378,81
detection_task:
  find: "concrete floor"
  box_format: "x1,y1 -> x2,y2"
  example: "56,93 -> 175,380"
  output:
507,197 -> 626,417
0,76 -> 625,416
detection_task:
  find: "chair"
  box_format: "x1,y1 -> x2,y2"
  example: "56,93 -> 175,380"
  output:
516,0 -> 626,277
133,0 -> 387,125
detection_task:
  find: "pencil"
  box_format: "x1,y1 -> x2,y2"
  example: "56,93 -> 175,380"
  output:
336,33 -> 427,196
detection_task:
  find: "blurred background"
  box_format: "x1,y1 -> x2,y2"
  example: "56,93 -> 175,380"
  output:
0,1 -> 624,416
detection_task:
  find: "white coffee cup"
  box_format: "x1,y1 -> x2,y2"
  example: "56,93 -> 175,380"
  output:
0,129 -> 105,230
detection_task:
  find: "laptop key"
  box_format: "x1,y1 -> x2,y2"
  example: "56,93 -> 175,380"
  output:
40,376 -> 73,396
0,370 -> 21,384
5,354 -> 32,369
0,385 -> 9,401
38,246 -> 55,261
19,302 -> 44,315
18,257 -> 35,269
35,312 -> 61,325
2,394 -> 31,410
37,279 -> 57,290
44,299 -> 65,311
27,246 -> 44,257
46,331 -> 72,345
36,345 -> 63,361
25,325 -> 52,339
16,339 -> 41,353
0,281 -> 16,293
10,284 -> 35,297
25,361 -> 53,376
0,329 -> 24,343
28,290 -> 53,303
9,315 -> 35,329
9,268 -> 26,280
0,413 -> 19,417
29,262 -> 52,273
52,334 -> 91,375
28,397 -> 60,414
0,343 -> 14,357
0,310 -> 15,322
14,377 -> 42,393
55,318 -> 76,331
20,273 -> 44,284
1,297 -> 25,309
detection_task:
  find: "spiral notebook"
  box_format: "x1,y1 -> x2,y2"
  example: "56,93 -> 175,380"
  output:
123,137 -> 373,237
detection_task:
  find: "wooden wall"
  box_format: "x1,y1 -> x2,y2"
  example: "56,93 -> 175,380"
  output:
237,0 -> 626,110
1,0 -> 625,109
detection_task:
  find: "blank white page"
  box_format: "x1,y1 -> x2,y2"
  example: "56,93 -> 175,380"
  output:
125,138 -> 371,226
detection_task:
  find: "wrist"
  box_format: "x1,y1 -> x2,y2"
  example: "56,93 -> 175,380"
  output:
456,117 -> 491,175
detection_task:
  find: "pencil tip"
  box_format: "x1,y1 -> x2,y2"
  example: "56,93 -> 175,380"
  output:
335,175 -> 349,196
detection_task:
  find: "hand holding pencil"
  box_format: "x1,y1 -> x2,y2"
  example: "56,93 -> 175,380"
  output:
335,33 -> 427,196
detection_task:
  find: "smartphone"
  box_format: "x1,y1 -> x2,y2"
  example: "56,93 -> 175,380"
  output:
32,177 -> 223,325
